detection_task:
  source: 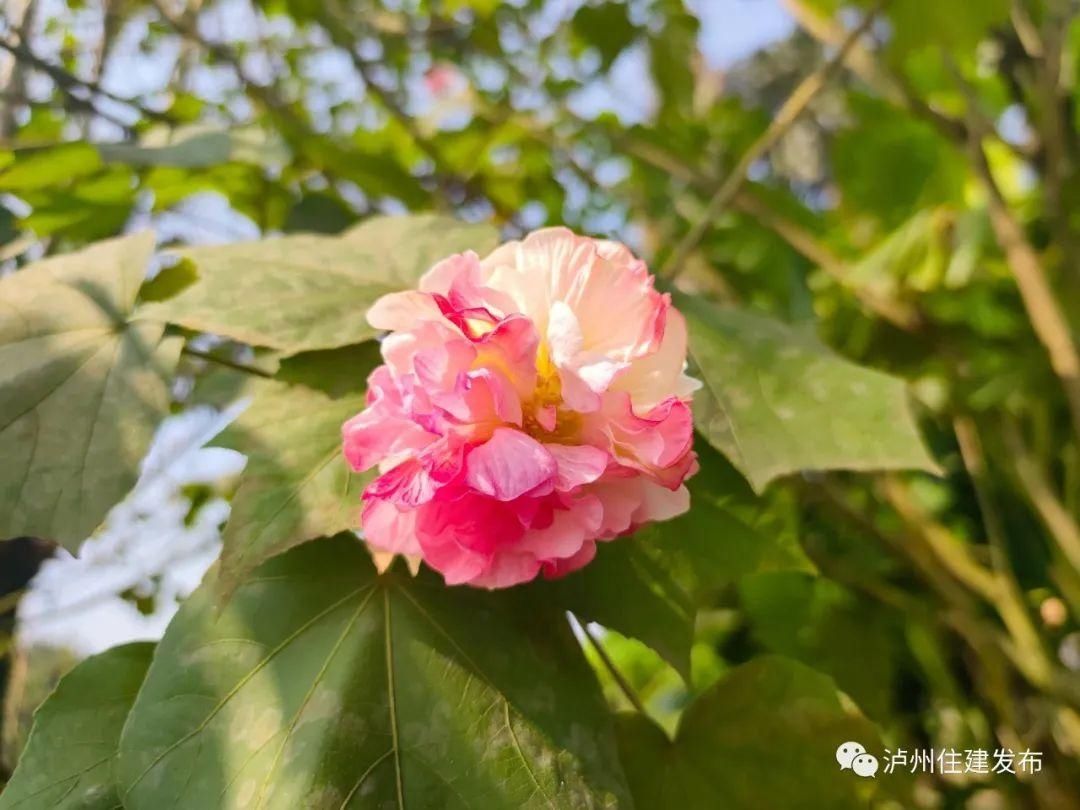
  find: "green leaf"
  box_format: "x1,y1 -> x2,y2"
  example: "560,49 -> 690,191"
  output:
831,95 -> 964,229
572,3 -> 637,70
616,656 -> 881,809
341,214 -> 500,288
116,536 -> 631,809
0,233 -> 181,549
648,6 -> 698,123
886,0 -> 1008,58
213,344 -> 380,599
679,294 -> 938,491
139,214 -> 499,355
845,208 -> 952,297
740,572 -> 899,720
0,143 -> 103,192
443,0 -> 500,17
283,192 -> 357,234
0,642 -> 154,810
98,124 -> 290,169
138,259 -> 199,304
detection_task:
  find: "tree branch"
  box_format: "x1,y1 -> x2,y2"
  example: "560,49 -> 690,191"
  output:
971,137 -> 1080,438
0,0 -> 37,139
660,2 -> 884,280
881,474 -> 1000,603
1004,420 -> 1080,573
953,416 -> 1049,677
319,1 -> 521,226
0,36 -> 172,129
614,133 -> 922,328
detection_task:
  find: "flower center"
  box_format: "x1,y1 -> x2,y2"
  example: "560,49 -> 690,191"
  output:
522,342 -> 582,443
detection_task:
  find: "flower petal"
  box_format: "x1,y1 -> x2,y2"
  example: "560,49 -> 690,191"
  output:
546,444 -> 610,490
465,428 -> 557,501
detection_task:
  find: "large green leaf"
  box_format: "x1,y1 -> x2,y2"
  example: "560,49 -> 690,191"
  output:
679,294 -> 938,491
0,233 -> 181,548
116,536 -> 631,809
213,344 -> 380,600
0,642 -> 154,810
616,656 -> 881,809
139,214 -> 500,355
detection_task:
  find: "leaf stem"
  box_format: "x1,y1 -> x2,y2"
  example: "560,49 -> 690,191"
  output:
181,346 -> 273,379
581,623 -> 648,715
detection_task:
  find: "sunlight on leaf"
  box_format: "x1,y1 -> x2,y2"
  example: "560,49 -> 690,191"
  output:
0,233 -> 181,549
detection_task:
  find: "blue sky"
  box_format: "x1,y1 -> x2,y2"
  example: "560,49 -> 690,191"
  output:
693,0 -> 794,68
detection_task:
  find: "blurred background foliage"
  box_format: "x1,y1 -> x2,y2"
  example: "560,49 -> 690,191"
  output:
1,0 -> 1079,807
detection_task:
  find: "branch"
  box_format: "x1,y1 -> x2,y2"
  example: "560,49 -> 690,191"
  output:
953,416 -> 1049,674
881,474 -> 1000,603
612,133 -> 920,327
732,190 -> 923,330
148,0 -> 297,122
1004,420 -> 1080,573
785,0 -> 1038,158
0,0 -> 37,139
880,473 -> 1079,703
787,4 -> 1080,434
319,1 -> 521,226
971,137 -> 1080,438
801,477 -> 1065,712
805,478 -> 979,611
0,36 -> 172,128
780,0 -> 901,100
660,2 -> 884,280
1009,1 -> 1043,57
1031,6 -> 1074,261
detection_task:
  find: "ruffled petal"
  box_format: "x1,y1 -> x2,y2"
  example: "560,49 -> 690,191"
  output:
465,428 -> 557,501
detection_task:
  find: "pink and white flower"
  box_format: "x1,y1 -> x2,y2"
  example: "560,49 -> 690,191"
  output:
343,228 -> 700,588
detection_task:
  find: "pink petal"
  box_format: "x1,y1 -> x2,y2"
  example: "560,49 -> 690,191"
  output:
632,481 -> 691,524
361,498 -> 422,556
366,290 -> 443,331
421,251 -> 518,317
381,320 -> 474,387
517,494 -> 603,559
468,552 -> 543,589
365,440 -> 464,507
611,308 -> 701,409
465,429 -> 557,501
434,369 -> 522,429
591,392 -> 694,474
541,541 -> 597,580
546,444 -> 610,490
342,409 -> 436,473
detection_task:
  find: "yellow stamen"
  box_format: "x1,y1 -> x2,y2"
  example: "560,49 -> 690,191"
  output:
465,317 -> 496,337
